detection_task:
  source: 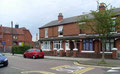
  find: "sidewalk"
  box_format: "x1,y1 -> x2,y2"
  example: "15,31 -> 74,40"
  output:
4,53 -> 120,67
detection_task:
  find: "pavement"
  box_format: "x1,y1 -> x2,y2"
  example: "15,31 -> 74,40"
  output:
3,53 -> 120,67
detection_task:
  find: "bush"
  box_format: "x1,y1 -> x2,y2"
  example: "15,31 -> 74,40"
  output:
12,45 -> 33,54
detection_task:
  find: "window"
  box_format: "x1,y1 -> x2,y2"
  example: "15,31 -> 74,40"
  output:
111,17 -> 116,32
13,36 -> 17,39
36,49 -> 41,52
104,39 -> 114,52
58,26 -> 63,37
42,41 -> 50,50
19,42 -> 23,46
83,39 -> 93,51
53,41 -> 62,50
45,28 -> 48,38
111,20 -> 116,32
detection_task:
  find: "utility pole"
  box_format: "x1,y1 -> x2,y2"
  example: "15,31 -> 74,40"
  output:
11,21 -> 14,55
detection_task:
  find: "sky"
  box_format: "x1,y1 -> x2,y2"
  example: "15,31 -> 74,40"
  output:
0,0 -> 120,41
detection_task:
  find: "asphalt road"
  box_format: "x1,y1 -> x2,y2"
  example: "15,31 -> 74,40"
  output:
0,54 -> 120,74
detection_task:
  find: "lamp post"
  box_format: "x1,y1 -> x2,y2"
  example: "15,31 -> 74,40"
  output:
11,21 -> 14,55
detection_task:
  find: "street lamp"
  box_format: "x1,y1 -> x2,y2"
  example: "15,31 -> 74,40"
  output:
11,21 -> 14,55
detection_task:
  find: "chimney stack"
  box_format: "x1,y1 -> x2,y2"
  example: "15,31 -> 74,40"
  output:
99,3 -> 105,12
15,24 -> 19,28
58,13 -> 63,22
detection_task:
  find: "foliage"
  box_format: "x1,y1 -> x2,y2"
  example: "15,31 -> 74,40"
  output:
78,4 -> 120,62
12,45 -> 33,54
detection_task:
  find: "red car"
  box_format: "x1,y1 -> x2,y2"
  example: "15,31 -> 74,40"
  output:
23,48 -> 44,59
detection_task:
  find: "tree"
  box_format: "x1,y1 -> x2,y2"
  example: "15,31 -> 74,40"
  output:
78,4 -> 120,63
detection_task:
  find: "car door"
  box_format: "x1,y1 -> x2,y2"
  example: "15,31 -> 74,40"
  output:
24,50 -> 29,57
29,49 -> 34,57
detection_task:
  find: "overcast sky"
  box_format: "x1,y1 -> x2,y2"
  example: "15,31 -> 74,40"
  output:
0,0 -> 119,41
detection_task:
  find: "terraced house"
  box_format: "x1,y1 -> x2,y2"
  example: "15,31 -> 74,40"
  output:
39,3 -> 120,59
0,25 -> 33,52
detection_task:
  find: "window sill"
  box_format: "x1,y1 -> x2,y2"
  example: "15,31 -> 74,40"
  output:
45,37 -> 48,38
100,52 -> 112,54
58,35 -> 63,37
81,51 -> 95,53
42,49 -> 51,51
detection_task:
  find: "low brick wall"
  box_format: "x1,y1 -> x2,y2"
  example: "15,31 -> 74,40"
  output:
77,53 -> 112,59
69,51 -> 74,57
43,51 -> 54,56
43,51 -> 112,59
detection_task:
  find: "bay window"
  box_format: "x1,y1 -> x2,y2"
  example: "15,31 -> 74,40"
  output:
83,39 -> 93,51
105,39 -> 114,52
42,41 -> 50,50
53,41 -> 62,50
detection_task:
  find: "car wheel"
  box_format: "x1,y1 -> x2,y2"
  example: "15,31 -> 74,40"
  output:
32,55 -> 36,59
24,55 -> 26,58
41,56 -> 44,59
4,62 -> 8,67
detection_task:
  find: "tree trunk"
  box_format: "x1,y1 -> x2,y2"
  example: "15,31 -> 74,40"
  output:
101,39 -> 105,62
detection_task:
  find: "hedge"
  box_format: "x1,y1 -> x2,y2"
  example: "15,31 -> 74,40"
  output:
12,45 -> 33,54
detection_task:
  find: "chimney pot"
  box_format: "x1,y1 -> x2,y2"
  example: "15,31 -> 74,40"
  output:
99,3 -> 105,12
58,13 -> 63,22
15,24 -> 19,28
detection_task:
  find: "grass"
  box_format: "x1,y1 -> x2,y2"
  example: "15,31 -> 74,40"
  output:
97,61 -> 107,65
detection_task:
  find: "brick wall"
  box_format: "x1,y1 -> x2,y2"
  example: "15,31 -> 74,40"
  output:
48,26 -> 58,37
3,34 -> 12,46
23,30 -> 32,42
39,28 -> 45,38
39,23 -> 96,38
63,23 -> 80,36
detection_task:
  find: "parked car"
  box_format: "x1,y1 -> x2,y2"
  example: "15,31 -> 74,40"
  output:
0,53 -> 8,67
23,48 -> 44,59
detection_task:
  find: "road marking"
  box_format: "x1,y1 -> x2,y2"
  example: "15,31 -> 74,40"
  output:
21,71 -> 55,74
74,62 -> 112,68
74,67 -> 94,74
51,65 -> 71,70
51,65 -> 94,74
107,70 -> 119,72
10,66 -> 25,71
107,67 -> 120,73
112,67 -> 120,69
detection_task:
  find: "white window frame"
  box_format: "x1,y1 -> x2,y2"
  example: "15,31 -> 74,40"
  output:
53,41 -> 62,50
45,28 -> 48,38
65,41 -> 69,49
42,41 -> 50,51
58,26 -> 63,37
110,17 -> 117,33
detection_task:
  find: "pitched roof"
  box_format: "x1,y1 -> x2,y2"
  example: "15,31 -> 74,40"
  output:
39,8 -> 120,29
2,27 -> 24,34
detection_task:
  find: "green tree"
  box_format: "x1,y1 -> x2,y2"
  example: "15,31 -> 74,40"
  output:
78,4 -> 120,63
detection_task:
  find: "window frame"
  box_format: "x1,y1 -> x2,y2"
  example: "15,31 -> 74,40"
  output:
82,39 -> 94,51
42,41 -> 51,51
104,39 -> 114,52
45,28 -> 48,38
53,41 -> 62,50
58,26 -> 63,37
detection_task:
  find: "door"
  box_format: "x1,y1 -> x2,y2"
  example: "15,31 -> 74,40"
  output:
65,41 -> 69,50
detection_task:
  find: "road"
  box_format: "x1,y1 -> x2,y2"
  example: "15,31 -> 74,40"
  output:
0,54 -> 120,74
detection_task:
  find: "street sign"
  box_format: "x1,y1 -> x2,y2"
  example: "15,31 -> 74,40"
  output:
1,41 -> 6,45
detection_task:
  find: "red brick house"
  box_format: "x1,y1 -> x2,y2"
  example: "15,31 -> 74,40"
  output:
0,25 -> 32,52
39,3 -> 120,59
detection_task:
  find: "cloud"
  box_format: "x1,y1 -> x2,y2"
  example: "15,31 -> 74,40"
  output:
0,0 -> 119,41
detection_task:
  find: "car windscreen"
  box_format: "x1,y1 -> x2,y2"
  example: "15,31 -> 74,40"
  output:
36,49 -> 41,52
